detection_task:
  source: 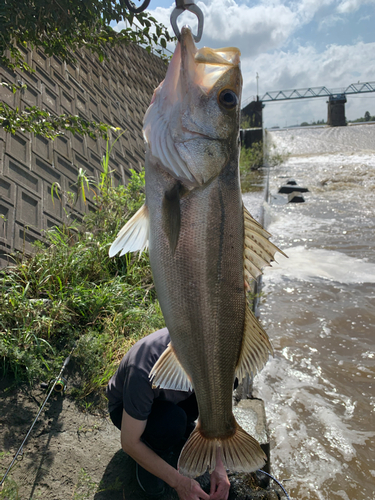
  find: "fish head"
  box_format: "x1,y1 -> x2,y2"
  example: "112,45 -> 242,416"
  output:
143,27 -> 242,187
180,29 -> 242,142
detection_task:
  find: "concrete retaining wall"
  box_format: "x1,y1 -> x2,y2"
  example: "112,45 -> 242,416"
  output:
0,44 -> 167,267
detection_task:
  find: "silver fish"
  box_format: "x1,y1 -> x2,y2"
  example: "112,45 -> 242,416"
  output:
110,26 -> 284,478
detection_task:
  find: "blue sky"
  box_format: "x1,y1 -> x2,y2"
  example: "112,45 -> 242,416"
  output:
115,0 -> 375,127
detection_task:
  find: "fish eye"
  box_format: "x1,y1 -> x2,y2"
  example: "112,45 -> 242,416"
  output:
218,89 -> 238,109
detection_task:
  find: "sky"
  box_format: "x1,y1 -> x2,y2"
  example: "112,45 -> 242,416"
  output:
115,0 -> 375,128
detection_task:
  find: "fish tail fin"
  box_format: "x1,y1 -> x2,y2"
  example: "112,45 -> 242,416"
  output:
178,420 -> 266,478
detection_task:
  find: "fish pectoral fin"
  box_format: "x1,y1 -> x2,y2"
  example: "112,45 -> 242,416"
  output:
235,306 -> 274,383
109,204 -> 149,257
149,343 -> 193,392
178,420 -> 266,478
243,205 -> 287,281
162,183 -> 181,255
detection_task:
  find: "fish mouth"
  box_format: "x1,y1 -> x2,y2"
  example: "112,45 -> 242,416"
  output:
180,26 -> 241,93
181,126 -> 219,141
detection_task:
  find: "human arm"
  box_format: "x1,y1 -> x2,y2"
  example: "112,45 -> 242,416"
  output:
209,451 -> 230,500
121,409 -> 210,500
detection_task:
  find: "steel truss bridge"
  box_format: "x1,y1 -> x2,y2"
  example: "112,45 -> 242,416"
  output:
260,81 -> 375,102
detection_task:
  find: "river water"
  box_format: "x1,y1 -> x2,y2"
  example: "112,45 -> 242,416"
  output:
243,124 -> 375,500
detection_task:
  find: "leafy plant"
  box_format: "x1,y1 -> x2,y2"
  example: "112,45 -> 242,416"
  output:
0,0 -> 172,72
0,477 -> 20,500
0,0 -> 173,138
0,136 -> 164,409
0,104 -> 119,140
240,142 -> 264,173
239,142 -> 289,193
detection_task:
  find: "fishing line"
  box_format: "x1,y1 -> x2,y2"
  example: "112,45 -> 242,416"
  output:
258,469 -> 291,499
0,344 -> 76,487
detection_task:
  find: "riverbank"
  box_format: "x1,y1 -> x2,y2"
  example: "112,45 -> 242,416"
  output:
1,151 -> 282,499
1,375 -> 283,499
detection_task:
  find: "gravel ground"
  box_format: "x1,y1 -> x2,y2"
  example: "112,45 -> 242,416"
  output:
0,378 -> 282,500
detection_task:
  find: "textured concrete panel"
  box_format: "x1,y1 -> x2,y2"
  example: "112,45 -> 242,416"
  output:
22,84 -> 40,107
14,222 -> 42,254
16,187 -> 42,228
42,85 -> 59,113
0,177 -> 15,204
53,152 -> 78,181
33,134 -> 52,162
33,50 -> 49,72
61,89 -> 74,114
0,201 -> 14,246
1,77 -> 18,107
7,132 -> 29,164
4,155 -> 41,194
32,154 -> 61,185
0,139 -> 4,174
55,135 -> 72,159
72,134 -> 86,157
43,180 -> 64,221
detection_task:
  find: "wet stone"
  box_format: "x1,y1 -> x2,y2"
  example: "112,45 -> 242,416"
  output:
278,185 -> 309,194
287,192 -> 305,203
228,472 -> 281,500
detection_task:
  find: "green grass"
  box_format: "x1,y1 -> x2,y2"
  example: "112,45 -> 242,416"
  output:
240,142 -> 264,174
0,133 -> 287,409
0,478 -> 20,500
240,142 -> 288,193
0,151 -> 164,410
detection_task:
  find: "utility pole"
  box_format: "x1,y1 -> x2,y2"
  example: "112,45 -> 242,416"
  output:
256,72 -> 259,100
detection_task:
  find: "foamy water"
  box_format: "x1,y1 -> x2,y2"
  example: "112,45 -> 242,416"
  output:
245,124 -> 375,500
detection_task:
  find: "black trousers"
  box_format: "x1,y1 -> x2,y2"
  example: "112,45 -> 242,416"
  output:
109,394 -> 198,453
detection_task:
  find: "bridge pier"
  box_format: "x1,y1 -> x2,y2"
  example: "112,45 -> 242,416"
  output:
240,97 -> 264,149
241,97 -> 264,129
327,94 -> 347,126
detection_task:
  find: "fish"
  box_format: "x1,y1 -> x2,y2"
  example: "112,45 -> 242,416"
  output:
109,26 -> 285,478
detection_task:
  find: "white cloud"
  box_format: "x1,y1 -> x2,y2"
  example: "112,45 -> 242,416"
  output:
337,0 -> 375,13
318,14 -> 345,29
145,0 -> 337,56
113,0 -> 375,127
242,41 -> 375,127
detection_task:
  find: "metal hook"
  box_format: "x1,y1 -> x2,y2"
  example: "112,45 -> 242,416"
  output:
120,0 -> 151,14
170,0 -> 204,43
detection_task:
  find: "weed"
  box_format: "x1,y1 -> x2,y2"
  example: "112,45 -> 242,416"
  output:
240,116 -> 257,129
240,142 -> 289,193
72,468 -> 97,500
97,476 -> 123,493
240,142 -> 264,173
0,478 -> 20,500
0,134 -> 164,410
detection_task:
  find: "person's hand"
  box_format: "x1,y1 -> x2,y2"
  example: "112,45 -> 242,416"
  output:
175,474 -> 210,500
209,456 -> 230,500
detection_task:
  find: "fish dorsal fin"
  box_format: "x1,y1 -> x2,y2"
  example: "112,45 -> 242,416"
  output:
149,343 -> 193,392
109,204 -> 149,257
235,306 -> 274,383
243,205 -> 287,281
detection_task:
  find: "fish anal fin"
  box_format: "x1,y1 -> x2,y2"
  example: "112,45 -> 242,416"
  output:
235,306 -> 274,383
149,343 -> 192,392
162,183 -> 181,255
178,419 -> 266,478
109,204 -> 149,257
